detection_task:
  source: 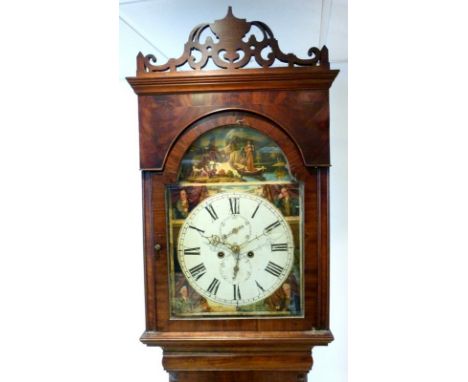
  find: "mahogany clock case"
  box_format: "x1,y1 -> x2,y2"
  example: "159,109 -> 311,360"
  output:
126,7 -> 339,381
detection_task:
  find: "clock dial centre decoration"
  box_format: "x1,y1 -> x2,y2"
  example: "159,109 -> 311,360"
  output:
167,125 -> 304,318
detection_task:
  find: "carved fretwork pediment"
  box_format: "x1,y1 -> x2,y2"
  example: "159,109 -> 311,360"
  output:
137,6 -> 329,74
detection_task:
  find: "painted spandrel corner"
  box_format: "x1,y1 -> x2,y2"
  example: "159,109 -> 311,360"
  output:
167,124 -> 305,318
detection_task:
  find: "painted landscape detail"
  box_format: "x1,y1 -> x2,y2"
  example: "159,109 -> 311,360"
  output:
168,125 -> 303,318
178,125 -> 292,183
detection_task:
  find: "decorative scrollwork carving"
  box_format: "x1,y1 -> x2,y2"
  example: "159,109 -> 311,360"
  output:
137,7 -> 329,74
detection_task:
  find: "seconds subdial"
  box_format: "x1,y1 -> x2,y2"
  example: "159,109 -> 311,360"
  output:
219,214 -> 252,246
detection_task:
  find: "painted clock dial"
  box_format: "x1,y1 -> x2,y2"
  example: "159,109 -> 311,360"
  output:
166,124 -> 304,318
177,192 -> 294,306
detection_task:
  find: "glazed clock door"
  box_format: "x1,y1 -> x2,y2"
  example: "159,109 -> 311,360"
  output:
166,124 -> 304,318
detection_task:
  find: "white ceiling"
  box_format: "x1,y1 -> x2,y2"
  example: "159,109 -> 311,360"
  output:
119,0 -> 347,78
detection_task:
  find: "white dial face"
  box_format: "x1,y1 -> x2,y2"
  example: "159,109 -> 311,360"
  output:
177,192 -> 294,306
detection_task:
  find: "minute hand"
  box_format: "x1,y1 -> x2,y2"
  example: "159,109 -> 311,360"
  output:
239,232 -> 267,251
239,220 -> 283,251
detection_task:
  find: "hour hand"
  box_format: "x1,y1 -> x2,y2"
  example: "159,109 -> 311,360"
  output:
191,227 -> 237,253
207,234 -> 236,252
189,227 -> 221,246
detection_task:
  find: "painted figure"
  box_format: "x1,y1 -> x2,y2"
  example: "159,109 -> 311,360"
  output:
206,137 -> 220,162
244,140 -> 255,172
281,282 -> 300,313
172,284 -> 194,314
266,279 -> 300,313
275,187 -> 298,216
172,278 -> 212,315
198,186 -> 209,203
261,185 -> 274,203
174,189 -> 190,219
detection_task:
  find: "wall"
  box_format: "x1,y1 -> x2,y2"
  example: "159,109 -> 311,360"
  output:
0,2 -> 347,382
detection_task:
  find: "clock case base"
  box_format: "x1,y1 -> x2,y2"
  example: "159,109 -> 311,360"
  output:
142,330 -> 333,381
169,371 -> 308,382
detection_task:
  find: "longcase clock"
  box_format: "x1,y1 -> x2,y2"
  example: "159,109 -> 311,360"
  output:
127,7 -> 339,382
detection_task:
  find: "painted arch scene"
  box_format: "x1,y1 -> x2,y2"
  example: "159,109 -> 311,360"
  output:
177,125 -> 294,183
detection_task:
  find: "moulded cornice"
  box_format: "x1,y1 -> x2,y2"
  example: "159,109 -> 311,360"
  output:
127,67 -> 339,95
